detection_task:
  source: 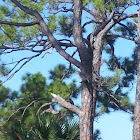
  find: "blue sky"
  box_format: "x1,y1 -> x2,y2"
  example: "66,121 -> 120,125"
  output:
0,1 -> 138,140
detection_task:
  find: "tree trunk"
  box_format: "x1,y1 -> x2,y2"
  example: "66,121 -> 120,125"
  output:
78,31 -> 103,139
79,81 -> 95,140
133,9 -> 140,140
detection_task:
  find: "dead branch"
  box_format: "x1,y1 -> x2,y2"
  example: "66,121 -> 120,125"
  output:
42,47 -> 53,58
41,105 -> 59,115
51,93 -> 82,116
36,101 -> 56,114
21,100 -> 38,118
0,107 -> 24,126
0,53 -> 41,84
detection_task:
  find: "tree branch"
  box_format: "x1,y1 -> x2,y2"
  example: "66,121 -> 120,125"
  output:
21,100 -> 37,118
58,0 -> 73,4
0,53 -> 41,84
39,17 -> 81,68
0,107 -> 24,126
92,11 -> 115,37
11,0 -> 37,16
0,20 -> 39,26
107,33 -> 137,42
103,13 -> 137,34
41,105 -> 60,115
36,101 -> 56,114
82,20 -> 99,28
100,90 -> 133,114
83,7 -> 97,17
51,93 -> 82,116
10,0 -> 81,68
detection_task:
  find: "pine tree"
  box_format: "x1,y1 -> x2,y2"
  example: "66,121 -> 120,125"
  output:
0,65 -> 80,139
0,0 -> 139,139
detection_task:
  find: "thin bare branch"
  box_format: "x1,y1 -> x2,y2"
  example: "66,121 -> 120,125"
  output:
0,107 -> 24,126
61,63 -> 72,80
107,33 -> 137,42
82,20 -> 99,28
0,53 -> 41,84
58,0 -> 73,4
41,105 -> 59,115
83,7 -> 97,17
42,47 -> 53,58
36,101 -> 56,114
21,100 -> 37,118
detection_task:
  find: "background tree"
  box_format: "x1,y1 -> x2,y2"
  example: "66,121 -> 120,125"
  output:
0,0 -> 139,139
0,64 -> 80,139
0,64 -> 104,140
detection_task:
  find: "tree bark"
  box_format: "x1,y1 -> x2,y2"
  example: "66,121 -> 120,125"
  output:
79,82 -> 94,140
133,9 -> 140,140
78,30 -> 104,139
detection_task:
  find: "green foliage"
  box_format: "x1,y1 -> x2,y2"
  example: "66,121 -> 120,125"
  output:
113,0 -> 130,7
96,65 -> 134,115
48,78 -> 71,98
21,24 -> 40,38
0,25 -> 17,42
0,64 -> 80,139
58,15 -> 73,37
83,0 -> 92,6
0,63 -> 133,139
104,33 -> 117,45
0,0 -> 136,139
0,6 -> 11,18
48,64 -> 80,99
20,0 -> 44,11
98,30 -> 136,115
106,68 -> 123,89
21,72 -> 48,99
83,0 -> 130,14
114,22 -> 136,37
106,3 -> 115,12
0,65 -> 9,76
0,86 -> 10,103
94,0 -> 105,12
106,46 -> 137,87
47,15 -> 57,32
0,0 -> 43,45
29,114 -> 79,140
